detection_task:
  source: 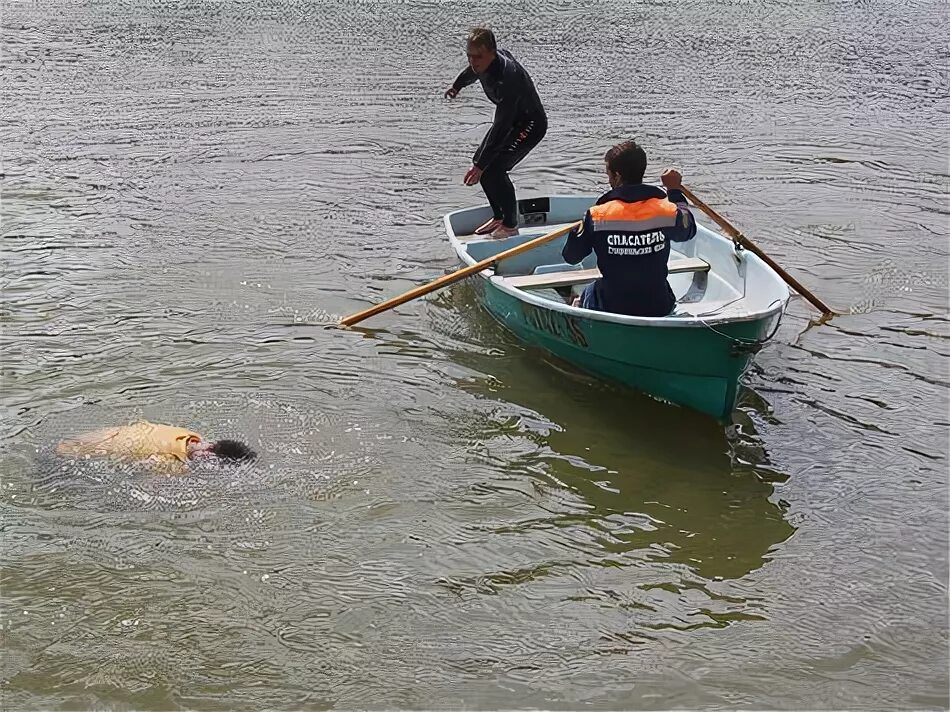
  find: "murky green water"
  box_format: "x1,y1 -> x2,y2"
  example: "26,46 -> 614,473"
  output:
2,1 -> 947,709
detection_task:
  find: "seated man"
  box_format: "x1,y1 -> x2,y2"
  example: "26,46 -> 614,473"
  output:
562,140 -> 697,317
56,420 -> 255,474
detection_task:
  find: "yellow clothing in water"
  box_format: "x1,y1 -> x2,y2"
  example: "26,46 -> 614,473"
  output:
56,421 -> 203,468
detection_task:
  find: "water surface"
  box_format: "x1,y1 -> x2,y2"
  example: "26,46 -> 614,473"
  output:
1,1 -> 948,709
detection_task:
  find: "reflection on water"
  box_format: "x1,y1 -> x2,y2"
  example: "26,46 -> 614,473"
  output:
394,283 -> 797,644
443,308 -> 795,578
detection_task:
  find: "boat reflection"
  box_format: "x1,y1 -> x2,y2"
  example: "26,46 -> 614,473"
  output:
435,285 -> 796,583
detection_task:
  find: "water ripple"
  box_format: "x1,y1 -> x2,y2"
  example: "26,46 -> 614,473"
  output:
2,0 -> 947,709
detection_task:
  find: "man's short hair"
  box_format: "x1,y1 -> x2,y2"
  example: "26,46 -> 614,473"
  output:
605,140 -> 648,184
467,27 -> 497,52
211,439 -> 256,461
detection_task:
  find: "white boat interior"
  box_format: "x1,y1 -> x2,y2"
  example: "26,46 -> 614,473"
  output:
444,195 -> 789,326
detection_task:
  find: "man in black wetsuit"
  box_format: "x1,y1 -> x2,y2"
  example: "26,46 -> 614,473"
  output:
444,28 -> 547,239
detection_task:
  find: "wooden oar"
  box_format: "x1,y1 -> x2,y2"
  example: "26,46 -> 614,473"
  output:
680,185 -> 835,317
338,221 -> 581,327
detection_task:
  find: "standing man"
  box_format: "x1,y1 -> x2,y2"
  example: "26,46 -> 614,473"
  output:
445,28 -> 547,239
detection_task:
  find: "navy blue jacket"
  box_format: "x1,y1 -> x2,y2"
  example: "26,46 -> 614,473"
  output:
453,49 -> 547,169
562,184 -> 697,317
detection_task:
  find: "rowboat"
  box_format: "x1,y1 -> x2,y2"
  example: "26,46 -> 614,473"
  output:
443,194 -> 790,420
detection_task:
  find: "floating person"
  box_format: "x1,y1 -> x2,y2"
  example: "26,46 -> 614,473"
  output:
55,420 -> 256,474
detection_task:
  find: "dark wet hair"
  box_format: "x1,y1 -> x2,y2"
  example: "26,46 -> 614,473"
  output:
210,439 -> 256,461
467,27 -> 496,52
605,140 -> 647,184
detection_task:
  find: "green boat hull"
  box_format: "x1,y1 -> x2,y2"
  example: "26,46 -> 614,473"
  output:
475,279 -> 775,420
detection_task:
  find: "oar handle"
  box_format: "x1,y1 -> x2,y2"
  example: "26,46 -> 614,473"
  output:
680,186 -> 835,317
338,221 -> 581,327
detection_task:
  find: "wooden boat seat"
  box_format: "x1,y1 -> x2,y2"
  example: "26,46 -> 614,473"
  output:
502,257 -> 710,290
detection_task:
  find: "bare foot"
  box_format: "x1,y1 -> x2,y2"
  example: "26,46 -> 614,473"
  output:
489,225 -> 520,239
474,218 -> 502,235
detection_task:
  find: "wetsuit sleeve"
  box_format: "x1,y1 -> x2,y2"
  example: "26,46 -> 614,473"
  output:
452,66 -> 478,92
561,212 -> 594,264
472,83 -> 521,169
664,188 -> 697,243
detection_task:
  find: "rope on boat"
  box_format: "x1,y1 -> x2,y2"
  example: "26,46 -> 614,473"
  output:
684,243 -> 785,354
693,298 -> 786,355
